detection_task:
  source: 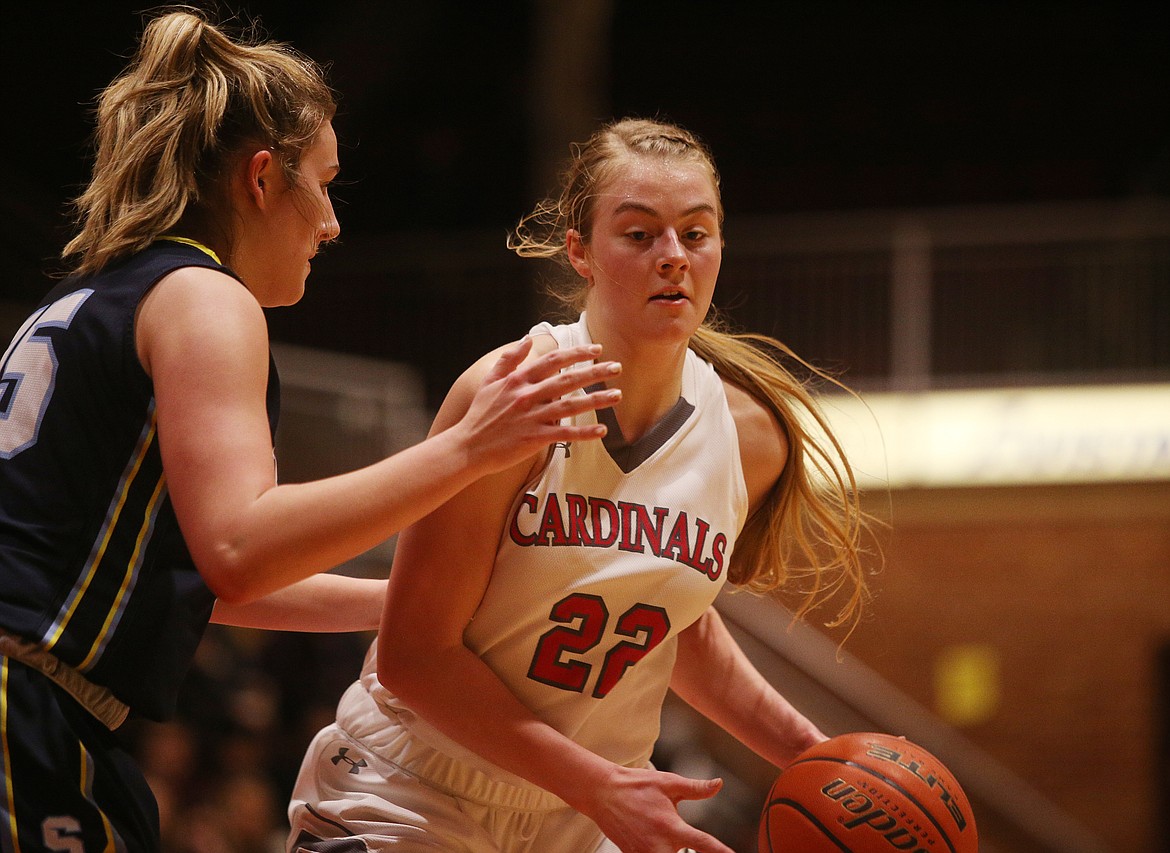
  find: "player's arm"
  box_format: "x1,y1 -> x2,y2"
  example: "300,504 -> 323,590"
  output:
210,573 -> 385,631
377,341 -> 734,853
671,606 -> 825,768
137,268 -> 619,604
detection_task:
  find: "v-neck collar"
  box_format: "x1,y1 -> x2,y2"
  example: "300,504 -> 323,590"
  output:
588,383 -> 696,473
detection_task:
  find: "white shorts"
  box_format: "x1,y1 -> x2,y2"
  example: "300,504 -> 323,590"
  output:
287,724 -> 618,853
286,681 -> 618,853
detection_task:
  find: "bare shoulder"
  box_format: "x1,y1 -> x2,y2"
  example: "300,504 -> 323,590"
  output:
433,332 -> 559,434
137,266 -> 266,379
148,264 -> 260,310
722,378 -> 789,513
140,266 -> 264,339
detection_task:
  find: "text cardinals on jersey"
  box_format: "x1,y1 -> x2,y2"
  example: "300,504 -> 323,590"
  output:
508,492 -> 728,581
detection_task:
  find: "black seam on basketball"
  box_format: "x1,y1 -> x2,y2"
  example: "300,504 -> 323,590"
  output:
764,798 -> 853,851
779,756 -> 961,853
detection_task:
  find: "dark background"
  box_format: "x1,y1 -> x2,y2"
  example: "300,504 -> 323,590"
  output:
3,6 -> 1169,849
4,2 -> 1170,394
6,3 -> 1170,271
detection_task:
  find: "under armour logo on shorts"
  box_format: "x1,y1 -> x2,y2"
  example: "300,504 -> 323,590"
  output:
330,747 -> 368,775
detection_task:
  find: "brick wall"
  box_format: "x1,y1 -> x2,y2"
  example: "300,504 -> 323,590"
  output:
843,482 -> 1170,852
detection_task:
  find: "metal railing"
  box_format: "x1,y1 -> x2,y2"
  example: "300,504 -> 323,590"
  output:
719,197 -> 1170,390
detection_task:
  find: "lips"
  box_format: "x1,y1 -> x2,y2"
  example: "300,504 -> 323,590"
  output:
650,290 -> 686,302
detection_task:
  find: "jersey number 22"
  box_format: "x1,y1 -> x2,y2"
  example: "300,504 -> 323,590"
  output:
528,592 -> 671,699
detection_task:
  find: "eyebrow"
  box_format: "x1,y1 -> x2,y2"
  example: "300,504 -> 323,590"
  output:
613,201 -> 718,218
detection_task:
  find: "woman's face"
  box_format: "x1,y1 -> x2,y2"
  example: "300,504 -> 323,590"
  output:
247,121 -> 341,307
570,156 -> 722,350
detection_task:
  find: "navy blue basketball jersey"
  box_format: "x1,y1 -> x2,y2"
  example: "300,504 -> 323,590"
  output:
0,241 -> 280,720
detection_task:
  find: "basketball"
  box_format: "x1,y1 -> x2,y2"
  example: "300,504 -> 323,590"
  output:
758,732 -> 977,852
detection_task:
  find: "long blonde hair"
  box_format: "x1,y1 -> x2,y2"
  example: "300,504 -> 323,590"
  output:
509,117 -> 871,632
63,8 -> 336,276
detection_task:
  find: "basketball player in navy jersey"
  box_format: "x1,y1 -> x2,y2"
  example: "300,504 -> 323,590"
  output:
287,119 -> 871,852
0,10 -> 618,852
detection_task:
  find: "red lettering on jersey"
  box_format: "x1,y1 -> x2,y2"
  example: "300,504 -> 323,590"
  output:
509,493 -> 539,545
662,511 -> 692,563
618,502 -> 668,555
507,492 -> 727,582
537,494 -> 569,545
682,516 -> 712,575
589,497 -> 619,547
708,532 -> 727,580
564,493 -> 592,545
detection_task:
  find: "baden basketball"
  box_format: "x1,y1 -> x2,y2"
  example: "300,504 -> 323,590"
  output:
758,732 -> 977,852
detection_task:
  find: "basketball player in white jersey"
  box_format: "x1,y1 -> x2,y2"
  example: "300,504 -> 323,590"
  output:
288,118 -> 870,853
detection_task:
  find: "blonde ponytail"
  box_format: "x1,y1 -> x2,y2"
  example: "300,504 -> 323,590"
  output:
63,9 -> 335,275
688,319 -> 871,632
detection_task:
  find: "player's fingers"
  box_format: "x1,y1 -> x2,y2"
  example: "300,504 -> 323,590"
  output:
554,386 -> 621,419
522,343 -> 604,382
540,392 -> 618,440
546,425 -> 608,445
532,359 -> 621,401
482,336 -> 535,384
667,776 -> 723,805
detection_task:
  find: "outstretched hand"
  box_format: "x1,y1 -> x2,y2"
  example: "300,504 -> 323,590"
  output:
583,765 -> 737,853
455,338 -> 621,476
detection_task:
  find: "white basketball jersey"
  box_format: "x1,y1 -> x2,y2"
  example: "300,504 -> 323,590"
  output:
467,315 -> 747,768
352,314 -> 748,789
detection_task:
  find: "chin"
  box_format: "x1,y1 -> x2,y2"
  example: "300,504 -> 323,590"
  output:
283,285 -> 308,307
262,281 -> 307,308
658,308 -> 705,333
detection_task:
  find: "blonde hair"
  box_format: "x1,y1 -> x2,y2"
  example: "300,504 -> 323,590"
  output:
63,8 -> 336,275
509,117 -> 871,632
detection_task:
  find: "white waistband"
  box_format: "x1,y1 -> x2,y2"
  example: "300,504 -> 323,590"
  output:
335,680 -> 568,813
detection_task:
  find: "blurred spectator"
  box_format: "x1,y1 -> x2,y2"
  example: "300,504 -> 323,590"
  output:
124,624 -> 370,852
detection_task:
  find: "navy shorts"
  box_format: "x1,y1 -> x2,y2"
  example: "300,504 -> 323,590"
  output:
0,656 -> 159,852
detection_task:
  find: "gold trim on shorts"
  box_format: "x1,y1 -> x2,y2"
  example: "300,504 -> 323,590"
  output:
0,629 -> 129,730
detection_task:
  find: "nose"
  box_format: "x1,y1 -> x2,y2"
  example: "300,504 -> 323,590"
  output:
656,230 -> 688,275
319,198 -> 341,242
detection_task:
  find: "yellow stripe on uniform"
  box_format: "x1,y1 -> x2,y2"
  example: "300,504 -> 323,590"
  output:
46,416 -> 157,653
78,741 -> 117,853
78,473 -> 168,671
155,235 -> 222,264
1,659 -> 22,853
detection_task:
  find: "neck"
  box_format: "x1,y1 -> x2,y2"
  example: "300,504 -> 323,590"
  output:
586,321 -> 688,443
171,209 -> 234,269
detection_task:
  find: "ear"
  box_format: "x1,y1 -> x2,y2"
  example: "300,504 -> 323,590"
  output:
244,148 -> 277,209
566,229 -> 591,280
